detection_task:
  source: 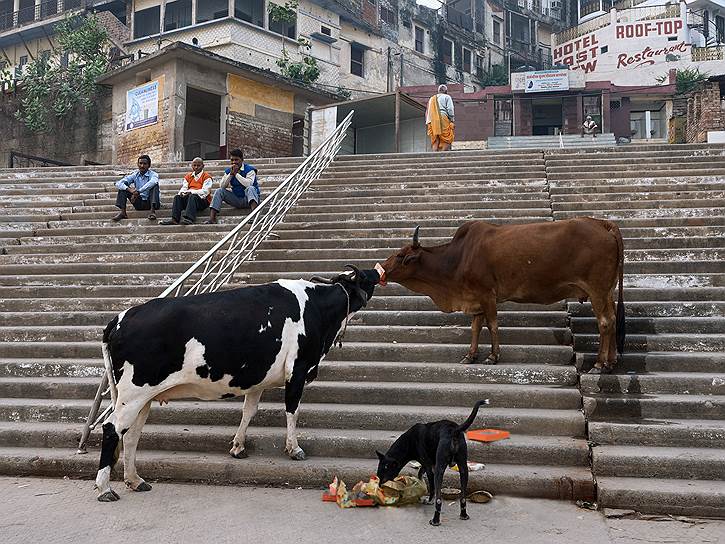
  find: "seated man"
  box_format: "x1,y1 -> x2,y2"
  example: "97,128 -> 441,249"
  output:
159,157 -> 213,225
112,154 -> 160,221
581,115 -> 598,138
206,148 -> 260,224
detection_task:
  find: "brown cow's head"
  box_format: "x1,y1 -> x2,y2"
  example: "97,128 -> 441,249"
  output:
379,226 -> 425,284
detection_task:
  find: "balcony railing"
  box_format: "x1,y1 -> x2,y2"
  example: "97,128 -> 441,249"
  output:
692,45 -> 725,61
0,0 -> 84,32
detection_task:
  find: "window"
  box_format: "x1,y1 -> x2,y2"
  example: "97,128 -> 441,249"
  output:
415,26 -> 424,53
196,0 -> 228,24
268,4 -> 296,38
600,45 -> 608,54
235,0 -> 264,28
164,0 -> 192,31
19,55 -> 27,67
493,19 -> 501,45
41,0 -> 58,18
133,6 -> 160,38
380,5 -> 396,25
463,48 -> 471,72
703,10 -> 709,39
716,15 -> 724,43
350,44 -> 364,77
442,38 -> 453,65
475,53 -> 484,77
321,25 -> 331,36
17,0 -> 34,25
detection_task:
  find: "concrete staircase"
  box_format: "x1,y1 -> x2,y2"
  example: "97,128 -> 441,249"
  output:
547,143 -> 725,517
487,133 -> 617,150
0,150 -> 593,500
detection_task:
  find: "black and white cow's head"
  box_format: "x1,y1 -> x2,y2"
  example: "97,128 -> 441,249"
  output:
312,265 -> 381,312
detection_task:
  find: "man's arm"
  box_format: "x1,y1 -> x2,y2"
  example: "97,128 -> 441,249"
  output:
136,171 -> 160,194
179,176 -> 190,195
115,173 -> 134,191
219,172 -> 231,190
445,95 -> 455,122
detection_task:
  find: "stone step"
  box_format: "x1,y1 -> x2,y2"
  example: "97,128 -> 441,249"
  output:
545,155 -> 725,167
580,373 -> 725,395
0,377 -> 582,409
596,476 -> 725,517
549,168 -> 725,180
572,317 -> 725,335
553,198 -> 725,212
0,398 -> 585,436
0,341 -> 574,365
568,301 -> 725,318
588,418 -> 725,448
0,325 -> 572,346
550,182 -> 725,196
593,445 -> 725,481
0,309 -> 569,328
551,189 -> 725,203
553,208 -> 724,221
0,422 -> 589,467
583,393 -> 725,420
1,262 -> 721,284
0,447 -> 594,501
577,352 -> 725,373
550,175 -> 725,186
574,332 -> 725,353
0,359 -> 578,386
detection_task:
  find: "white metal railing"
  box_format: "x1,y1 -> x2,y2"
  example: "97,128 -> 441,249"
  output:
76,110 -> 354,453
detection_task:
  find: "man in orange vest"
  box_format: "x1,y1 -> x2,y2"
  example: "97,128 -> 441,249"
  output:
159,157 -> 213,225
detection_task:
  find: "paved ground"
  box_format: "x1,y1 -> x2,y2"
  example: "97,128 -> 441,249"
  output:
0,477 -> 723,544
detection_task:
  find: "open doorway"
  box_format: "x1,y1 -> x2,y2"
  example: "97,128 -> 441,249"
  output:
184,87 -> 222,160
531,97 -> 563,135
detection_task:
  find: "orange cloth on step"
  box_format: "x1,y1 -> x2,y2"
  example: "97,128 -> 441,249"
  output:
426,94 -> 455,148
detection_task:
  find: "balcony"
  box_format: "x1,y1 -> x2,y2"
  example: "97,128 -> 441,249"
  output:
0,0 -> 84,33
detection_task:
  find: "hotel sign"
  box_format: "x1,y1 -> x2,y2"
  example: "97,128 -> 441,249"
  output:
524,70 -> 570,93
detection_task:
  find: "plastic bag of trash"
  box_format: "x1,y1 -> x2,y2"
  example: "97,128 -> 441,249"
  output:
323,475 -> 427,507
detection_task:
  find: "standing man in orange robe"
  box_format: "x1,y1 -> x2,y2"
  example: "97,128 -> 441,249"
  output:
426,84 -> 455,151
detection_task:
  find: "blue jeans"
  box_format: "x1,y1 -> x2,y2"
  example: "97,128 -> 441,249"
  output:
210,187 -> 260,212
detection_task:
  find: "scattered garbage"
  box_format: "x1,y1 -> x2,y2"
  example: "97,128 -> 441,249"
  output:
452,461 -> 486,472
468,490 -> 493,504
323,475 -> 427,508
466,429 -> 510,442
576,500 -> 598,511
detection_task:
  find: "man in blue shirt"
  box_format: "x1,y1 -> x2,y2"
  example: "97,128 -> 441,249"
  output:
206,148 -> 260,224
112,154 -> 161,222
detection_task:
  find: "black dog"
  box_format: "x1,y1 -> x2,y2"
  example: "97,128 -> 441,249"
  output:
376,399 -> 489,526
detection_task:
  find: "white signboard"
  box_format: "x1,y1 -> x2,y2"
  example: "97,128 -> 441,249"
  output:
125,81 -> 159,131
524,70 -> 570,93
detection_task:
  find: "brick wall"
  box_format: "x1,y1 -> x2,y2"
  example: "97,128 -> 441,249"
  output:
686,81 -> 725,143
115,89 -> 172,166
227,111 -> 293,158
0,90 -> 113,166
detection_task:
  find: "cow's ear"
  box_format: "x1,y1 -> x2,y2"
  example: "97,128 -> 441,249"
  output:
375,450 -> 386,461
402,254 -> 419,266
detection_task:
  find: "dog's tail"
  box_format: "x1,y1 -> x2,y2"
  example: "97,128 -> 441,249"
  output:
455,399 -> 489,433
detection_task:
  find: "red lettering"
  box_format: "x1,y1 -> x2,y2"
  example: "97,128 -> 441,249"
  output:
617,53 -> 628,69
592,34 -> 599,46
564,43 -> 573,55
576,50 -> 587,63
581,60 -> 597,73
554,46 -> 562,59
675,20 -> 682,32
589,46 -> 598,58
616,26 -> 624,39
563,56 -> 573,65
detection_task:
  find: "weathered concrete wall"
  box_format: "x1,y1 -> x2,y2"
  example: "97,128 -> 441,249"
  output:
226,73 -> 295,158
686,81 -> 725,143
0,90 -> 113,166
113,73 -> 175,166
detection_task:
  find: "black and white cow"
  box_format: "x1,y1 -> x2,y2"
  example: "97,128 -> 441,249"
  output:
94,265 -> 381,502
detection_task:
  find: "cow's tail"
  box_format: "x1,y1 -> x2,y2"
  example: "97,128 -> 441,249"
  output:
455,399 -> 489,434
606,220 -> 626,357
101,316 -> 121,391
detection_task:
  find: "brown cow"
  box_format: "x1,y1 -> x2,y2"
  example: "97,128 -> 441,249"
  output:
379,218 -> 625,374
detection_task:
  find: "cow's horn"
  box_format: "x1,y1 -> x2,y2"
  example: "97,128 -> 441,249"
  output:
310,275 -> 334,284
412,226 -> 420,249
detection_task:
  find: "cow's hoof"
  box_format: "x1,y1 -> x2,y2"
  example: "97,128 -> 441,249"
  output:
460,513 -> 470,521
134,481 -> 152,492
429,519 -> 441,527
459,354 -> 478,365
97,490 -> 120,502
288,447 -> 306,461
230,448 -> 248,459
484,355 -> 498,365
